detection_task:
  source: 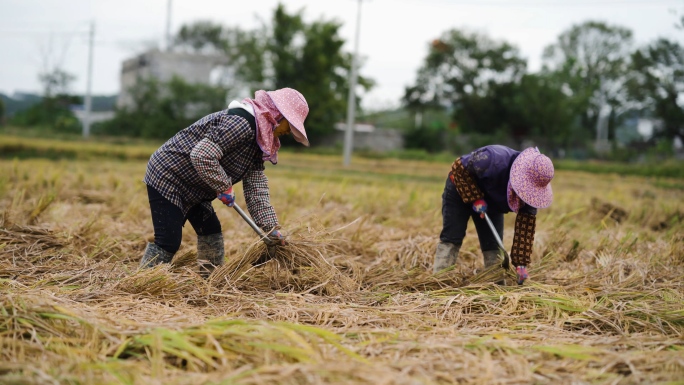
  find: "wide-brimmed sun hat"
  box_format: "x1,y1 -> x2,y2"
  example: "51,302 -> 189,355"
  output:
507,147 -> 554,210
267,88 -> 309,147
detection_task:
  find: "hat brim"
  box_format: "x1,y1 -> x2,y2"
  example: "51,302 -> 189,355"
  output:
268,90 -> 309,147
509,147 -> 554,209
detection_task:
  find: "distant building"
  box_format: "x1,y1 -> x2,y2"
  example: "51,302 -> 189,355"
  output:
333,122 -> 377,133
70,105 -> 115,125
117,49 -> 229,109
321,122 -> 404,152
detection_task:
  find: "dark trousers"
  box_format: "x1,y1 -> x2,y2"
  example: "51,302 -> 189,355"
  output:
147,185 -> 222,254
439,178 -> 504,252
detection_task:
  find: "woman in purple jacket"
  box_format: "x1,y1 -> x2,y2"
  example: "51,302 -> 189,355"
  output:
433,145 -> 555,284
140,88 -> 309,275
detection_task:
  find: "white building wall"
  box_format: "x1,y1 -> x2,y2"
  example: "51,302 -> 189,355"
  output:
320,128 -> 405,152
117,49 -> 228,109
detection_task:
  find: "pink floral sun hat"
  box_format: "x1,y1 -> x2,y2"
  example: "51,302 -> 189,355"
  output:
243,88 -> 309,165
267,88 -> 310,147
507,147 -> 554,211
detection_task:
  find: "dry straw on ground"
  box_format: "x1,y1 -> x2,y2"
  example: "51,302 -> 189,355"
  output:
1,152 -> 683,384
210,233 -> 358,296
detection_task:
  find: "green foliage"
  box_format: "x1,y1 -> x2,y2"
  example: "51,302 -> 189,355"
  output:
404,29 -> 526,122
382,108 -> 452,153
10,94 -> 82,134
542,21 -> 634,139
175,21 -> 227,52
403,29 -> 585,152
174,4 -> 374,143
38,68 -> 76,98
401,22 -> 644,155
0,97 -> 5,125
0,93 -> 43,118
404,124 -> 446,153
174,21 -> 266,84
629,38 -> 684,143
359,108 -> 418,131
95,77 -> 229,139
5,66 -> 82,134
5,134 -> 682,180
0,134 -> 158,161
498,74 -> 580,147
403,28 -> 527,143
554,158 -> 684,179
267,4 -> 374,141
270,5 -> 306,88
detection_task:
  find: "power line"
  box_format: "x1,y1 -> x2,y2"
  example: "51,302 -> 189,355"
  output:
0,30 -> 89,37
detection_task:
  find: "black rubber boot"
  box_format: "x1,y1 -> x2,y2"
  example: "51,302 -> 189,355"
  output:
139,242 -> 175,269
197,233 -> 225,278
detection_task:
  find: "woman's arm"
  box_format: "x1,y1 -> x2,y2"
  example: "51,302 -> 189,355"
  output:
510,204 -> 537,267
450,146 -> 494,203
242,167 -> 279,232
189,114 -> 254,192
450,157 -> 485,203
190,139 -> 232,192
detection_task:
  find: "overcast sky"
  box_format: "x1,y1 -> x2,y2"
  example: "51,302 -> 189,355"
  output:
1,0 -> 682,109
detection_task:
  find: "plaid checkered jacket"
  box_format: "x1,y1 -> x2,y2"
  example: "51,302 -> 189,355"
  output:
143,109 -> 279,231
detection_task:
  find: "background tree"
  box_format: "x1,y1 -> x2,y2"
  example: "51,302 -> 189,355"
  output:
173,21 -> 266,87
11,67 -> 81,133
542,21 -> 634,142
271,5 -> 374,142
629,38 -> 684,144
96,76 -> 230,139
175,21 -> 226,53
39,68 -> 76,98
0,98 -> 5,125
497,74 -> 578,149
258,4 -> 373,141
403,29 -> 527,136
174,4 -> 374,142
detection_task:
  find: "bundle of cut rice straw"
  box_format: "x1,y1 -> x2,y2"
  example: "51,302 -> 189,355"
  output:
210,238 -> 358,296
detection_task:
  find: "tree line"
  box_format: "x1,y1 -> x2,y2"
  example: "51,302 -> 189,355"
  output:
97,4 -> 373,145
4,3 -> 683,159
405,21 -> 684,156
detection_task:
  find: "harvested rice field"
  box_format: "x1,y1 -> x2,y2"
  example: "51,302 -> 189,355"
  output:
1,148 -> 683,384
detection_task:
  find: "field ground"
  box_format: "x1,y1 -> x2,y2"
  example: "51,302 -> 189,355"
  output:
1,142 -> 683,384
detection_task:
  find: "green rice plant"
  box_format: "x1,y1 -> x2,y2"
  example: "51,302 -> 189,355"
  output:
532,344 -> 603,361
27,192 -> 55,225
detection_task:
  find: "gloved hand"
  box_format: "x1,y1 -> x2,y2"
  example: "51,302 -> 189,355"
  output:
516,265 -> 528,285
268,229 -> 287,246
217,187 -> 235,207
472,199 -> 487,219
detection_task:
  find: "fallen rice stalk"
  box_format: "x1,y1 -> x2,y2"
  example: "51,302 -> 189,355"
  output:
210,240 -> 357,296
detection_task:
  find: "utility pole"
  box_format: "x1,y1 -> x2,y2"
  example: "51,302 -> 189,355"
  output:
166,0 -> 173,51
83,21 -> 94,138
343,0 -> 364,167
594,77 -> 610,154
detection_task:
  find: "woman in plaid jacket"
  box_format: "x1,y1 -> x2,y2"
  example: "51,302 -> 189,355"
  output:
140,88 -> 309,275
434,145 -> 554,284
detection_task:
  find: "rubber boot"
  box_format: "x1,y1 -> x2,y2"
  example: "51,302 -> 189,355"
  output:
197,233 -> 225,278
139,242 -> 175,269
483,249 -> 505,285
483,250 -> 502,268
433,242 -> 460,273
